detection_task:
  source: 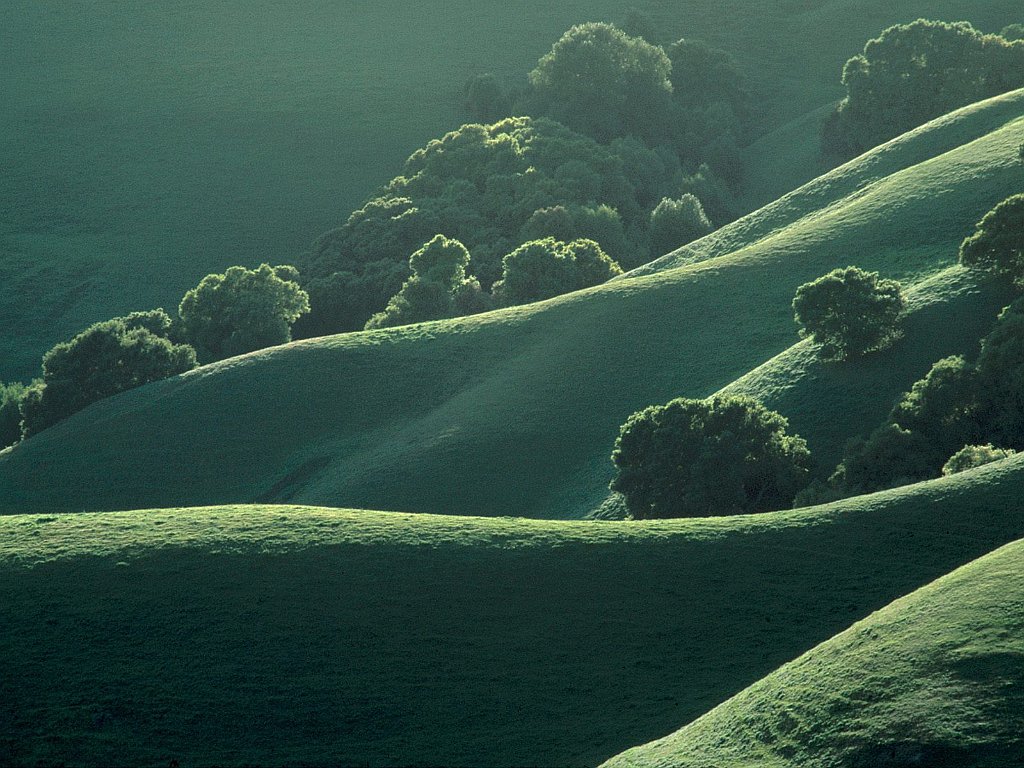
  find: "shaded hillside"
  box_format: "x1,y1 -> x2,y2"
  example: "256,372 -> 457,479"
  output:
603,534 -> 1024,768
1,93 -> 1021,517
2,1 -> 1021,380
3,454 -> 1024,765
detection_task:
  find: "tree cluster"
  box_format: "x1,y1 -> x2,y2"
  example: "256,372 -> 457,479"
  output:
611,394 -> 811,519
301,22 -> 753,338
298,116 -> 698,336
808,298 -> 1024,501
8,264 -> 310,444
824,19 -> 1024,158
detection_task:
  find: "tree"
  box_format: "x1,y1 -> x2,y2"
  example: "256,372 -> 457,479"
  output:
959,194 -> 1024,285
179,264 -> 310,363
20,311 -> 196,437
666,38 -> 748,116
1002,24 -> 1024,42
492,237 -> 621,306
610,394 -> 811,519
828,423 -> 936,495
824,20 -> 1024,157
975,298 -> 1024,445
366,235 -> 480,329
942,444 -> 1017,476
793,267 -> 906,360
0,381 -> 28,449
649,194 -> 713,256
528,23 -> 674,145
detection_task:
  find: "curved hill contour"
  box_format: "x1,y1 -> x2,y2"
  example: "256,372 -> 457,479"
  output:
1,93 -> 1022,517
2,454 -> 1024,766
602,536 -> 1024,768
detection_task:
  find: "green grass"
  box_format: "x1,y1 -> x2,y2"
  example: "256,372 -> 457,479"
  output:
2,92 -> 1022,518
602,535 -> 1024,768
2,1 -> 1020,380
3,452 -> 1024,766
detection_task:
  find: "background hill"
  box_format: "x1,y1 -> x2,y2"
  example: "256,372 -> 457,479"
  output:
4,454 -> 1024,766
602,534 -> 1024,768
1,92 -> 1021,517
2,0 -> 1021,380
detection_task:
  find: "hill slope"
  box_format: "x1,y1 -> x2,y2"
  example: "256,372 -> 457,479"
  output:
4,454 -> 1024,766
2,0 -> 1020,380
1,92 -> 1022,518
602,536 -> 1024,768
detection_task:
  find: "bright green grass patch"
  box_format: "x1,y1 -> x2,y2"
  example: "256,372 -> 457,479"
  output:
2,94 -> 1022,518
602,536 -> 1024,767
3,453 -> 1024,766
1,1 -> 1019,380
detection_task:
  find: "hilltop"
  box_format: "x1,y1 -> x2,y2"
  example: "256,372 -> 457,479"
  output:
1,91 -> 1021,517
603,535 -> 1024,767
2,0 -> 1020,380
3,452 -> 1024,766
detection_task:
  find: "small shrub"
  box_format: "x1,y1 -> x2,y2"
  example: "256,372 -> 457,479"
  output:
942,444 -> 1017,475
793,267 -> 906,360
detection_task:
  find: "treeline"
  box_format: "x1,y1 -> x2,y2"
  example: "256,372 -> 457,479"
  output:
296,19 -> 747,337
606,191 -> 1024,519
0,265 -> 309,448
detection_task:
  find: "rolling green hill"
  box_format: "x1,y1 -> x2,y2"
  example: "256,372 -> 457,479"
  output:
1,91 -> 1021,518
2,0 -> 1020,380
3,453 -> 1024,766
602,535 -> 1024,768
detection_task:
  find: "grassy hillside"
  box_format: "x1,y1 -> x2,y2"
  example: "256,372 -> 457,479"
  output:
3,453 -> 1024,766
603,536 -> 1024,768
2,92 -> 1021,518
2,1 -> 1021,380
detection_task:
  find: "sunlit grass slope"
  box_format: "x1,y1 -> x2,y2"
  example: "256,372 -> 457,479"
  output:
2,1 -> 1019,380
603,536 -> 1024,768
1,93 -> 1022,517
3,454 -> 1024,766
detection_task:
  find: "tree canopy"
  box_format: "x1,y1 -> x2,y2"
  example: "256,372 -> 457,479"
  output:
824,19 -> 1024,157
298,117 -> 694,336
492,238 -> 622,306
528,22 -> 674,146
959,193 -> 1024,285
20,311 -> 196,437
610,395 -> 811,519
366,235 -> 486,330
649,194 -> 713,256
179,264 -> 310,363
793,267 -> 905,360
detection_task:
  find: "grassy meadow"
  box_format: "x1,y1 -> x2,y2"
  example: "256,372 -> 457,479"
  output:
604,535 -> 1024,767
4,452 -> 1024,765
4,3 -> 1024,766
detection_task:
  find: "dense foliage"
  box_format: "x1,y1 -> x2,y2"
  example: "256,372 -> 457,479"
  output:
0,381 -> 28,449
824,20 -> 1024,157
959,194 -> 1024,285
528,23 -> 674,147
492,238 -> 621,305
817,297 -> 1024,499
942,444 -> 1017,475
793,267 -> 905,360
610,394 -> 811,519
179,264 -> 310,363
298,117 -> 690,335
649,194 -> 713,256
20,311 -> 197,438
367,236 -> 488,330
